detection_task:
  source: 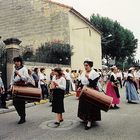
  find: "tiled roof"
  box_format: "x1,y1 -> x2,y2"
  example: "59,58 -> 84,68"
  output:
48,0 -> 72,9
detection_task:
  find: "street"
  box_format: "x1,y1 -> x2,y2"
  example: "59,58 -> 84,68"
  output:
0,87 -> 140,140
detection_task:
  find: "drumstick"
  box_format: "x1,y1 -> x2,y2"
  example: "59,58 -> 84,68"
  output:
101,89 -> 106,94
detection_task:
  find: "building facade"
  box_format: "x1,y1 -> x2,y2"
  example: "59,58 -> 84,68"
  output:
0,0 -> 102,69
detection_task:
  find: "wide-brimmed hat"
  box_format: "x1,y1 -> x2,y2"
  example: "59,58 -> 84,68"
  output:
129,67 -> 135,71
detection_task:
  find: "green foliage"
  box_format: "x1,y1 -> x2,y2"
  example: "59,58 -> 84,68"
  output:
35,42 -> 73,65
22,42 -> 73,65
22,46 -> 35,61
90,14 -> 138,68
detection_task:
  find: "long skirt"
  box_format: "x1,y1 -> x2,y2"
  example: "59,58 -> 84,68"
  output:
126,82 -> 139,102
78,94 -> 101,122
52,89 -> 65,113
106,81 -> 120,105
13,98 -> 26,117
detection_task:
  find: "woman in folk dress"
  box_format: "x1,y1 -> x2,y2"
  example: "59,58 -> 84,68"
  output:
126,67 -> 139,103
77,58 -> 101,130
106,66 -> 120,109
50,68 -> 66,126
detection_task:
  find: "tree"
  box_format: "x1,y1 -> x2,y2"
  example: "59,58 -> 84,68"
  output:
22,45 -> 35,61
90,14 -> 138,68
35,41 -> 73,65
0,38 -> 7,86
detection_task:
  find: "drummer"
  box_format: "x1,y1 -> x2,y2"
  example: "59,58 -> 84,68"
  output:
9,57 -> 29,124
77,58 -> 101,130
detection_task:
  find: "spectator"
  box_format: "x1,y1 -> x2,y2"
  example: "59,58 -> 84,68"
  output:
0,72 -> 8,109
39,68 -> 49,99
122,69 -> 128,86
48,69 -> 55,103
28,69 -> 35,87
64,69 -> 71,95
116,69 -> 123,88
32,68 -> 40,88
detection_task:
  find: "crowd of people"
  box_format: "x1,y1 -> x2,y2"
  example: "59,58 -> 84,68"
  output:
0,57 -> 140,130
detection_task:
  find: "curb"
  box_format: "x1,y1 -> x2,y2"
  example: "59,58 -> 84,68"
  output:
0,92 -> 76,114
0,102 -> 35,114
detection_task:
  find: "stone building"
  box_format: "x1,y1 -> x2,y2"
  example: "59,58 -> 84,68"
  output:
0,0 -> 102,69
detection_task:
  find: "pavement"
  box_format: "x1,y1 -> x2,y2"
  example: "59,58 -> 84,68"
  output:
0,88 -> 140,140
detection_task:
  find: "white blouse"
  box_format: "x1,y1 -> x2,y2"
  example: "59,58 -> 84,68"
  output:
80,69 -> 99,86
28,75 -> 35,86
52,76 -> 66,90
128,73 -> 134,78
111,72 -> 117,80
39,73 -> 50,85
10,66 -> 29,85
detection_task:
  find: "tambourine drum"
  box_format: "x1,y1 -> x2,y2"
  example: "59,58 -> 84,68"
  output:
80,86 -> 113,112
12,86 -> 41,102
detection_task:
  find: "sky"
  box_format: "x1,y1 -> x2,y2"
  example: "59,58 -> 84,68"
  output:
54,0 -> 140,60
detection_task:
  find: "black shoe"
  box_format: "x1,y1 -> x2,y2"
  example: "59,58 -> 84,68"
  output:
18,118 -> 26,124
128,101 -> 138,104
128,101 -> 133,103
128,101 -> 132,103
110,106 -> 114,109
54,122 -> 60,125
114,105 -> 120,109
85,126 -> 91,130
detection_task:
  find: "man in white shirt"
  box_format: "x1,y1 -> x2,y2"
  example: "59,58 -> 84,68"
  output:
64,69 -> 71,94
116,69 -> 123,88
28,69 -> 35,87
39,68 -> 49,99
123,70 -> 128,86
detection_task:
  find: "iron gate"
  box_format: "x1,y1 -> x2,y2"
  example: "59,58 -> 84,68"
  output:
0,45 -> 7,89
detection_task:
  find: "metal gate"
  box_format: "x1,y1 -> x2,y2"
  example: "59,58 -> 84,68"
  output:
0,41 -> 7,89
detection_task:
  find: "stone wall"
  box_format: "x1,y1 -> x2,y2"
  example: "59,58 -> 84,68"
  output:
0,0 -> 102,70
0,0 -> 70,49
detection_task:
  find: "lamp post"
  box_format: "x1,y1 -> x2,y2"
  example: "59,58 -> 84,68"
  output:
102,34 -> 112,40
101,34 -> 114,67
101,34 -> 112,43
122,57 -> 128,71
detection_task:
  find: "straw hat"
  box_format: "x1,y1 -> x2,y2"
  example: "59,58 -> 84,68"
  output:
129,67 -> 135,71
